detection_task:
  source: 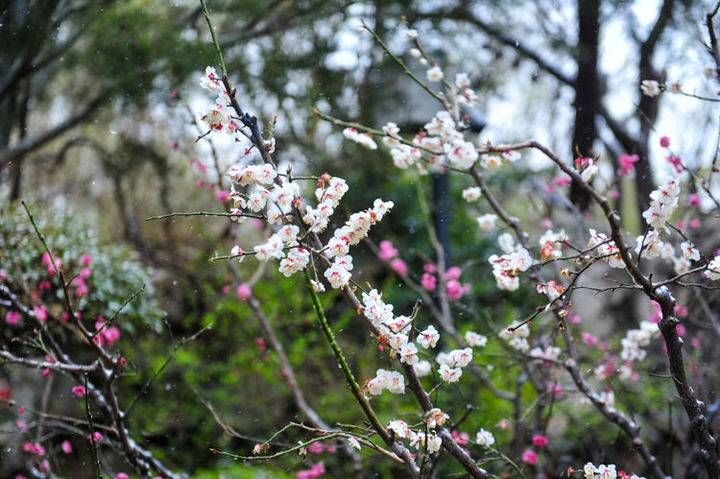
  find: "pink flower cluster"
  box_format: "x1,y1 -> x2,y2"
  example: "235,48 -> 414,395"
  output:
41,251 -> 62,276
306,441 -> 336,454
378,240 -> 408,276
5,310 -> 21,325
296,462 -> 325,479
519,435 -> 550,466
22,441 -> 45,456
421,263 -> 471,301
93,316 -> 121,347
617,153 -> 639,176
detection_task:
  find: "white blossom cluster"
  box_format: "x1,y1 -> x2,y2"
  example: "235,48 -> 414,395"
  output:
707,255 -> 720,281
200,68 -> 395,288
367,369 -> 405,395
529,345 -> 561,362
436,348 -> 473,383
641,179 -> 680,231
633,180 -> 705,275
620,321 -> 658,362
583,462 -> 645,479
386,419 -> 443,454
342,127 -> 378,150
362,289 -> 482,388
587,229 -> 624,269
538,229 -> 567,261
488,247 -> 534,291
499,321 -> 530,352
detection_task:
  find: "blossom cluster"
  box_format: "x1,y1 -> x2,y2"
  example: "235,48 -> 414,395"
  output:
620,321 -> 658,362
582,462 -> 646,479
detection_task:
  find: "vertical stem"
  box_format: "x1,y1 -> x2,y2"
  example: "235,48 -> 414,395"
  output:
303,270 -> 419,478
199,0 -> 227,76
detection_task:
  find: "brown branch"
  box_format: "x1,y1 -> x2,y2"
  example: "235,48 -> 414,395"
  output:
0,92 -> 107,167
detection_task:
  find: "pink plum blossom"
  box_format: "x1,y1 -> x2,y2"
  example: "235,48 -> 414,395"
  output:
618,153 -> 639,176
532,434 -> 549,447
521,448 -> 538,465
390,258 -> 408,276
6,310 -> 21,325
236,283 -> 252,300
378,240 -> 399,261
421,272 -> 437,292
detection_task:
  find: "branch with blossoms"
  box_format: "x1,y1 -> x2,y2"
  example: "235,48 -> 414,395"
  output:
316,19 -> 720,478
138,3 -> 720,477
0,250 -> 184,479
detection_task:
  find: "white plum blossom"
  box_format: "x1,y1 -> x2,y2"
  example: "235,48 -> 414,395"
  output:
404,28 -> 418,40
455,72 -> 471,89
445,140 -> 478,169
203,101 -> 229,130
642,179 -> 680,230
387,332 -> 408,352
278,248 -> 310,277
254,234 -> 285,261
343,127 -> 377,150
424,408 -> 449,429
437,348 -> 473,368
465,331 -> 487,348
389,144 -> 421,169
538,229 -> 567,261
417,325 -> 440,349
529,345 -> 561,362
706,255 -> 720,280
580,159 -> 599,182
497,233 -> 516,254
362,289 -> 395,327
368,369 -> 405,396
200,66 -> 222,91
413,360 -> 432,377
476,214 -> 498,232
411,431 -> 442,453
247,188 -> 270,212
325,236 -> 349,258
341,126 -> 374,149
635,229 -> 665,259
481,154 -> 503,168
426,65 -> 444,82
230,245 -> 245,261
475,429 -> 495,447
620,321 -> 658,362
438,364 -> 462,383
536,280 -> 565,301
462,186 -> 482,202
324,261 -> 352,289
587,229 -> 624,269
640,79 -> 661,97
424,111 -> 458,139
680,241 -> 700,262
310,280 -> 326,293
488,247 -> 534,291
674,256 -> 691,275
388,420 -> 412,438
277,225 -> 299,245
499,321 -> 530,352
399,342 -> 419,365
227,163 -> 277,186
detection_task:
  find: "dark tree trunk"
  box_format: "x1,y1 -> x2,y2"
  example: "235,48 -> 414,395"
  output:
569,0 -> 601,212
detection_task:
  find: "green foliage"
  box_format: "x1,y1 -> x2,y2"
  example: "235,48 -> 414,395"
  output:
0,203 -> 164,332
71,1 -> 213,103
